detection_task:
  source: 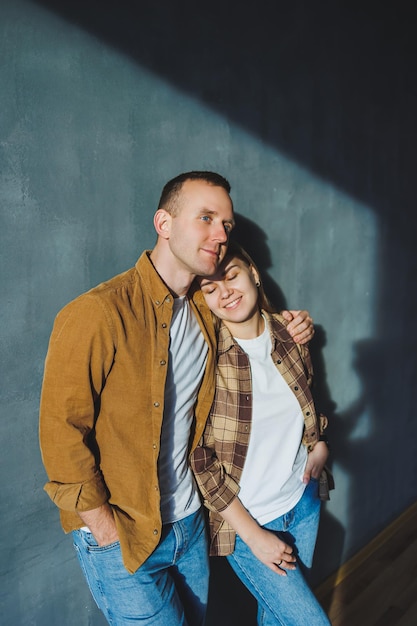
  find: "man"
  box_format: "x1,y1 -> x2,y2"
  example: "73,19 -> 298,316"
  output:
39,171 -> 314,625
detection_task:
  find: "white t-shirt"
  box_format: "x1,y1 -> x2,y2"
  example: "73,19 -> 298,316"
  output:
236,323 -> 307,525
158,296 -> 208,523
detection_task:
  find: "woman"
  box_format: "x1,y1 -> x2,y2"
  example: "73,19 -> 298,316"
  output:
191,242 -> 332,626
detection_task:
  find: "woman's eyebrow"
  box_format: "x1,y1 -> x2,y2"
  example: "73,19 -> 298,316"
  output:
200,263 -> 239,287
200,279 -> 214,287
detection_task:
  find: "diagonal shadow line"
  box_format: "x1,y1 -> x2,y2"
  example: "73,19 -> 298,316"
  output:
31,0 -> 417,236
19,2 -> 417,613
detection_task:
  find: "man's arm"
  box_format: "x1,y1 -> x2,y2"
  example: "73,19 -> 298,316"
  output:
78,504 -> 119,546
39,296 -> 115,520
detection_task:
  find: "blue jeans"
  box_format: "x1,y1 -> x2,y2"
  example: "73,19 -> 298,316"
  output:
72,508 -> 209,626
226,480 -> 331,626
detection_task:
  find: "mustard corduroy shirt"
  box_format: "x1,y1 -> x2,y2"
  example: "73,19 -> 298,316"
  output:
39,251 -> 216,574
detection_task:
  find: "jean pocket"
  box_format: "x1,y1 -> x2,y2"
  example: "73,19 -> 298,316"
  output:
76,530 -> 120,553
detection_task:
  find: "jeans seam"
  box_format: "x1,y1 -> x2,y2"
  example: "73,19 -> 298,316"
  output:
229,553 -> 286,626
172,518 -> 184,563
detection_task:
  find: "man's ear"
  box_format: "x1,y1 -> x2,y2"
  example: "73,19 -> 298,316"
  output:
153,209 -> 172,239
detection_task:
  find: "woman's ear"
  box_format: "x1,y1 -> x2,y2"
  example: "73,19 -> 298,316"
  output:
153,209 -> 172,239
250,265 -> 260,286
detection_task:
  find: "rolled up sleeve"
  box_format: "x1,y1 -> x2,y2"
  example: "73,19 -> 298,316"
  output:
190,418 -> 240,514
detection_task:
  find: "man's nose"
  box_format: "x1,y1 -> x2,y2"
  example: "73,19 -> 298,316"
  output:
212,223 -> 229,242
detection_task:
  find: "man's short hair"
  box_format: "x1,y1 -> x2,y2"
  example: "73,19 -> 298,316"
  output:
158,171 -> 231,216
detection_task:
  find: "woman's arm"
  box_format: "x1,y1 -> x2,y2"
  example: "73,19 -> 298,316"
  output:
219,498 -> 296,576
303,441 -> 329,484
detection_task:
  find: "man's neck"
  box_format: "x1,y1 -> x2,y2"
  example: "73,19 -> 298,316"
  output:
150,247 -> 195,297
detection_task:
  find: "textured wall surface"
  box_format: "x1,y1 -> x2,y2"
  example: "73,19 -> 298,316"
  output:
1,1 -> 416,624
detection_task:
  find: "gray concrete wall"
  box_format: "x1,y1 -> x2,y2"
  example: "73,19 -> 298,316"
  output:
1,1 -> 416,623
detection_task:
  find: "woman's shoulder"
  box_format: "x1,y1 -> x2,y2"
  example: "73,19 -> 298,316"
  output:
264,310 -> 288,330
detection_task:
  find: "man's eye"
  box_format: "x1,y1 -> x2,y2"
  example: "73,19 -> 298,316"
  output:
201,215 -> 211,223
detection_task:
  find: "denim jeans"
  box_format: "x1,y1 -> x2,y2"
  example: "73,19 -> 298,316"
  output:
226,479 -> 331,626
72,508 -> 209,626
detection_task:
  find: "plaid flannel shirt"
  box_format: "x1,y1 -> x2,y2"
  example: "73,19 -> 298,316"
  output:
190,311 -> 329,557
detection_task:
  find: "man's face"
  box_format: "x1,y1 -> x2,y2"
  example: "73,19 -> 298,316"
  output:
167,180 -> 235,277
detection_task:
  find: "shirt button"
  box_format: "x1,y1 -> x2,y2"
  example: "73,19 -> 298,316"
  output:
246,395 -> 249,401
165,297 -> 171,303
162,323 -> 167,328
294,386 -> 299,391
277,359 -> 282,364
306,411 -> 310,416
153,529 -> 158,535
155,300 -> 160,305
154,401 -> 160,407
160,360 -> 166,366
153,444 -> 157,449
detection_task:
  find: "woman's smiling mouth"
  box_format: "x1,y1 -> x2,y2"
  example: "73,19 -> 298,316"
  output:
224,297 -> 242,309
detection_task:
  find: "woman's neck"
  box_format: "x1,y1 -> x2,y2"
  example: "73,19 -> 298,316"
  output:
224,311 -> 265,340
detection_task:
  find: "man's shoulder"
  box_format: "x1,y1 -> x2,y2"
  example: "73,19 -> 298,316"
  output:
54,263 -> 140,322
88,265 -> 139,297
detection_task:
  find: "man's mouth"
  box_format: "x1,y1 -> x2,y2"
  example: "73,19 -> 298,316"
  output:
201,248 -> 219,258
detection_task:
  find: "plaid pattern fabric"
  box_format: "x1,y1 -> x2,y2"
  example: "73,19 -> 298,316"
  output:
190,311 -> 328,556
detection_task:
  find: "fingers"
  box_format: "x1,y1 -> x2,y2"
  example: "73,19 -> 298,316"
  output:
274,550 -> 297,576
291,327 -> 314,345
280,309 -> 295,321
250,529 -> 297,576
286,311 -> 314,344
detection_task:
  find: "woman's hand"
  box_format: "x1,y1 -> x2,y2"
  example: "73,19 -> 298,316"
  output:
245,526 -> 296,576
303,441 -> 329,483
219,497 -> 296,576
282,310 -> 314,344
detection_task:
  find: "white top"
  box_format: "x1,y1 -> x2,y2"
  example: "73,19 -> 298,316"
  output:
158,296 -> 207,523
236,323 -> 307,525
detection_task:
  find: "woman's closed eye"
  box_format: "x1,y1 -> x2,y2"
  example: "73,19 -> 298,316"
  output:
201,284 -> 216,295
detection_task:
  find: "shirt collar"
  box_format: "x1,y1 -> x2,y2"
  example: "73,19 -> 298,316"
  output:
216,310 -> 293,355
135,251 -> 173,308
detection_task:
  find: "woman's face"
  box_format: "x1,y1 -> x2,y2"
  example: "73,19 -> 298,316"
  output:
199,256 -> 260,328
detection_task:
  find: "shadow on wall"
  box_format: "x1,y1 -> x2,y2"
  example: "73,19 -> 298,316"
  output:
32,0 -> 417,234
26,0 -> 417,622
